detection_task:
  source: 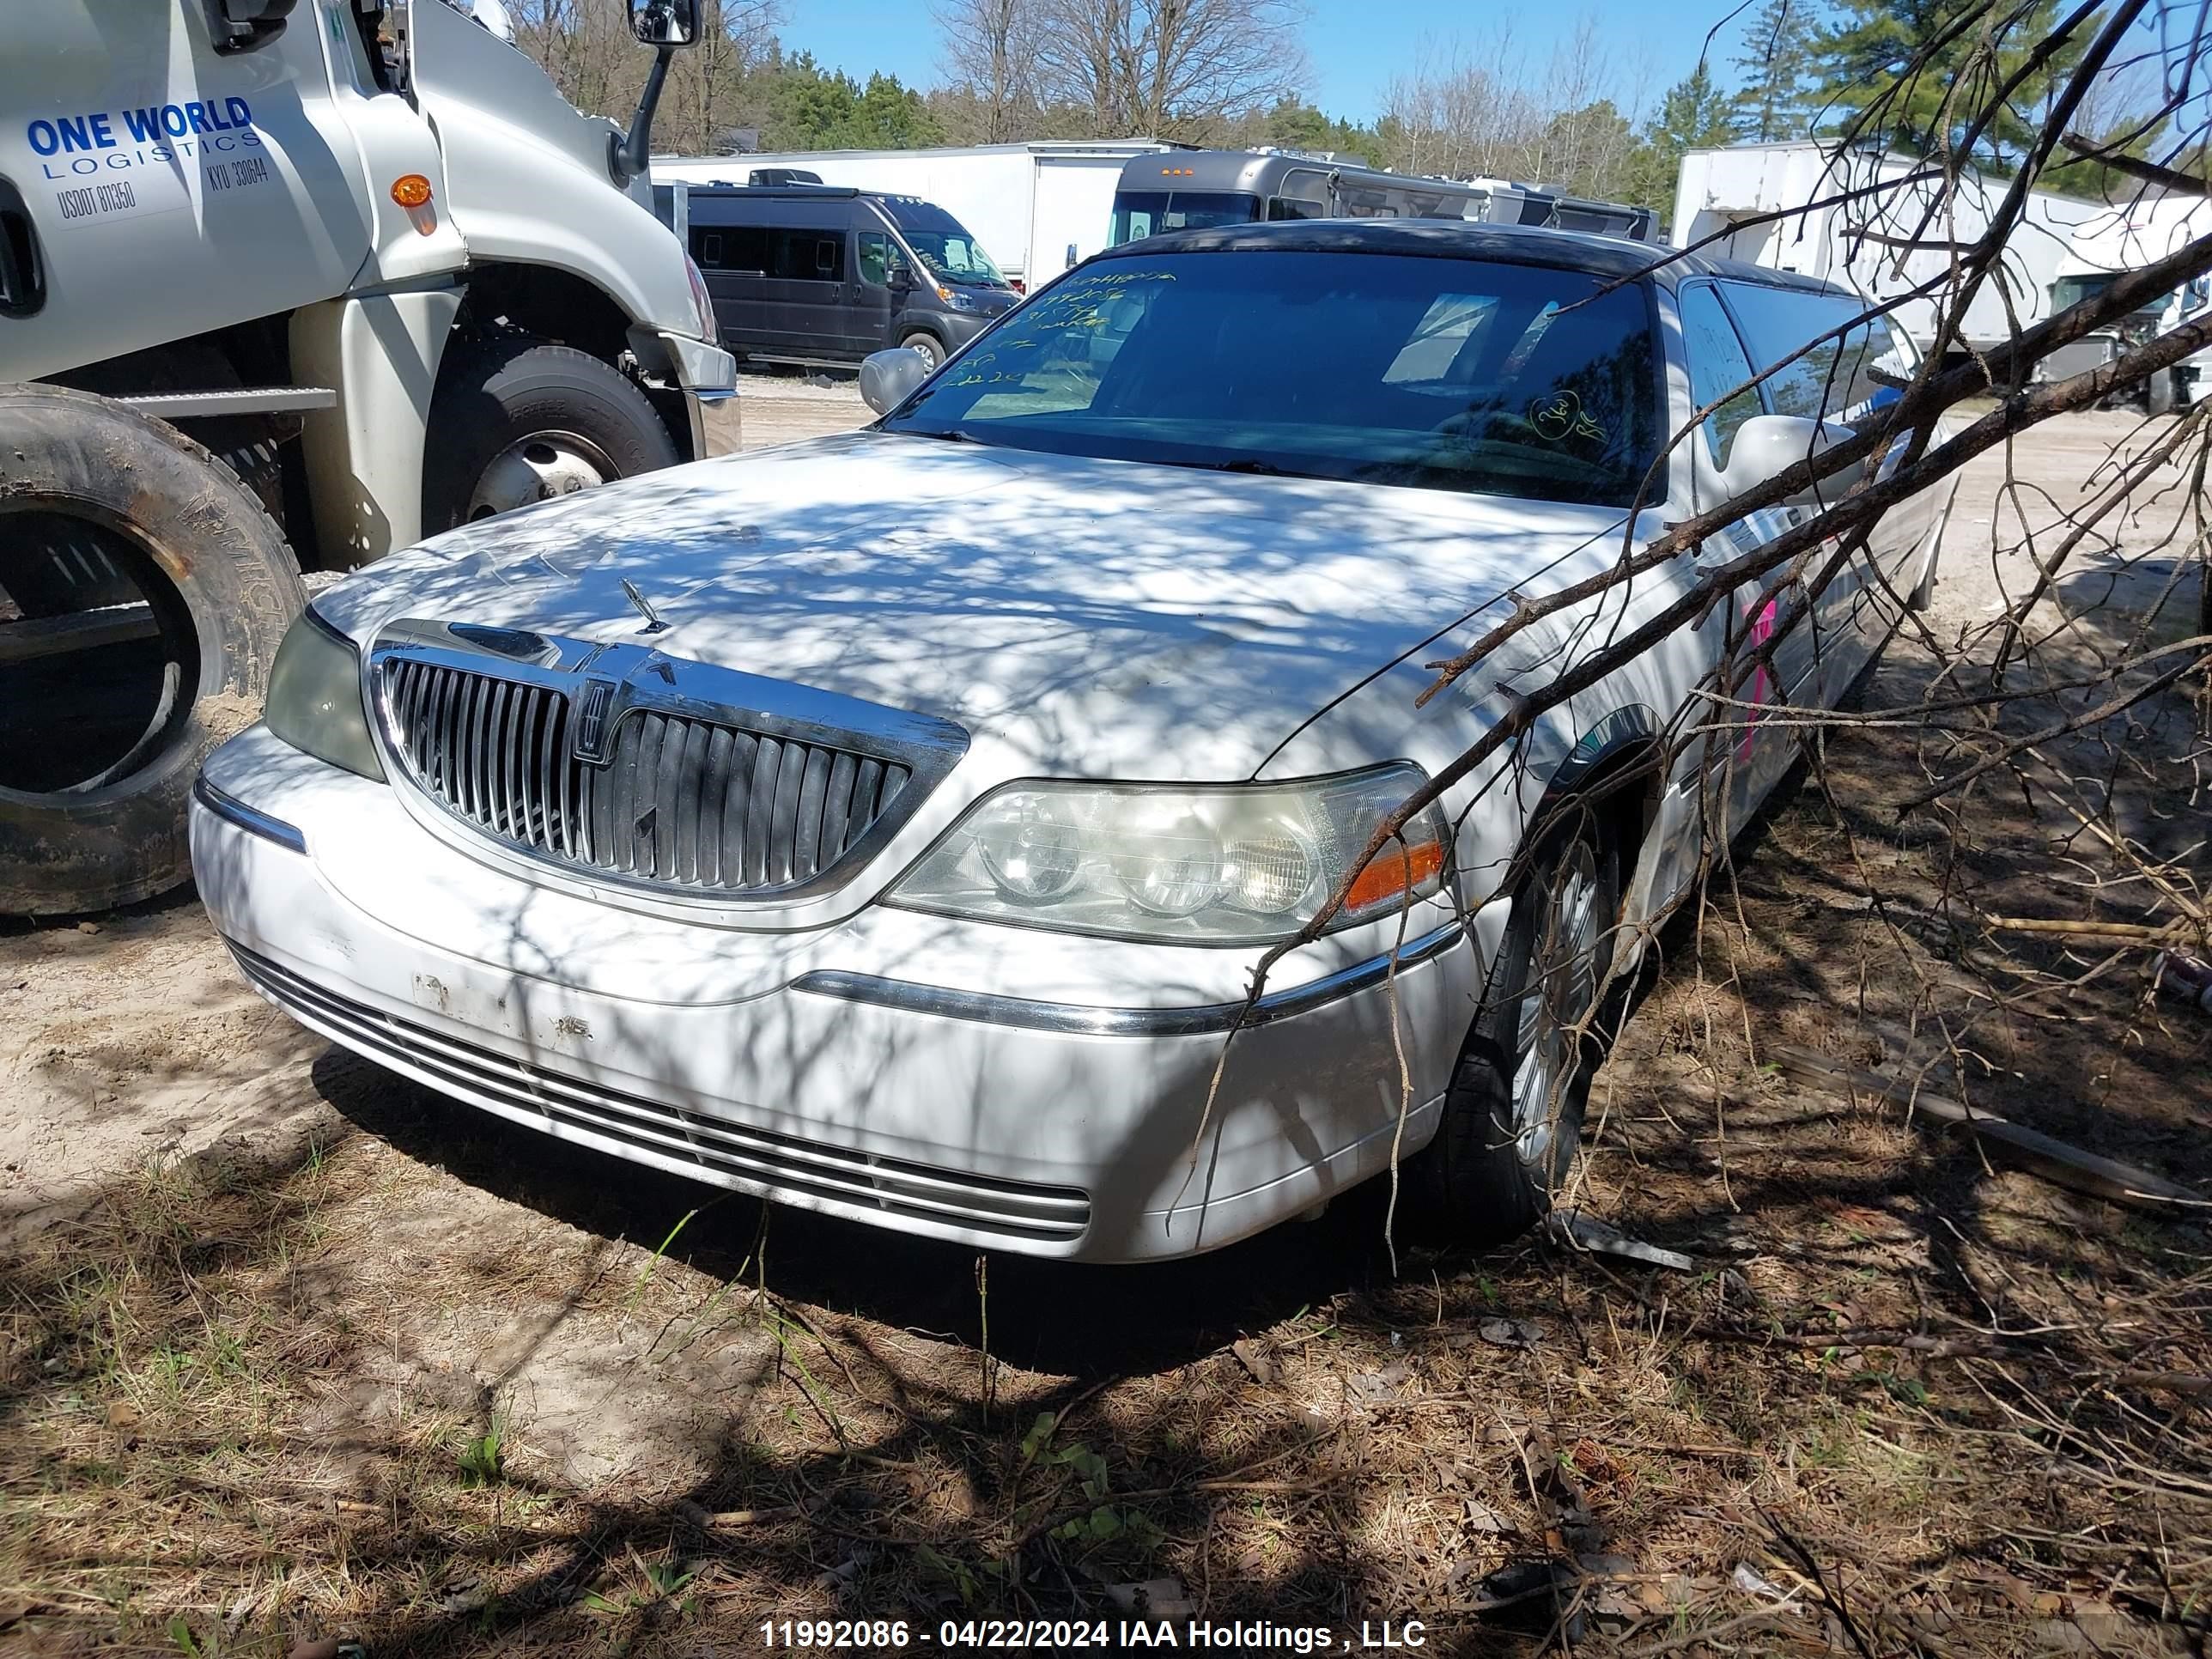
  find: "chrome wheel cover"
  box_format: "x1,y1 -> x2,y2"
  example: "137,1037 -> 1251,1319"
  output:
1509,840 -> 1601,1170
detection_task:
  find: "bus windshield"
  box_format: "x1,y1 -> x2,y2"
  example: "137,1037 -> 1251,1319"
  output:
1110,191 -> 1261,245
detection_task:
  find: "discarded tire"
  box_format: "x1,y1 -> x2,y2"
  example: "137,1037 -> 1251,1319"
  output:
0,384 -> 303,915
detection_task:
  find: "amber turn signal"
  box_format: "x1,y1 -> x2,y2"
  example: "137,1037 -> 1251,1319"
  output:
391,173 -> 433,209
1343,837 -> 1445,914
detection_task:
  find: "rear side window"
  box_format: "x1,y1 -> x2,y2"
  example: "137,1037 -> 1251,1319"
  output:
770,228 -> 844,282
1678,284 -> 1763,466
1718,282 -> 1905,428
694,223 -> 769,273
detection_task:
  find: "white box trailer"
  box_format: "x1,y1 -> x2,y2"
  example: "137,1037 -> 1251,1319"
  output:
653,140 -> 1169,288
1672,142 -> 2105,361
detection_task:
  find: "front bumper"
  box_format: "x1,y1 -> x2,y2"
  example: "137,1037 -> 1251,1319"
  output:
659,329 -> 738,459
191,727 -> 1500,1261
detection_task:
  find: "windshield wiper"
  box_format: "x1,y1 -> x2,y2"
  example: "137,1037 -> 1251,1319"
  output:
904,427 -> 981,443
1174,457 -> 1299,477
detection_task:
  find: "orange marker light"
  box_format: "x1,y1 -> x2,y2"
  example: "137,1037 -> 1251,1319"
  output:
1344,838 -> 1444,913
391,173 -> 433,208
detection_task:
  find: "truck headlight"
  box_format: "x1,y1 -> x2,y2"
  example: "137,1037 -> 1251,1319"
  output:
887,764 -> 1449,944
684,253 -> 719,344
937,284 -> 976,311
264,609 -> 385,781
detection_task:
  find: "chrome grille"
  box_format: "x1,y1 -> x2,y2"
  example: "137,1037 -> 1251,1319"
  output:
228,943 -> 1091,1245
382,657 -> 915,896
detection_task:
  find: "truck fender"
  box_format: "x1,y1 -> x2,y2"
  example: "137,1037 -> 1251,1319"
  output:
289,285 -> 465,565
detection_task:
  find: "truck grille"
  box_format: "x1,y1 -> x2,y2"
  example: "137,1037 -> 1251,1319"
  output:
228,943 -> 1092,1246
381,658 -> 914,896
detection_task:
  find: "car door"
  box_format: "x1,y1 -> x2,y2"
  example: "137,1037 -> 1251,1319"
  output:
852,225 -> 896,354
0,0 -> 374,381
1676,280 -> 1807,820
1717,282 -> 1925,704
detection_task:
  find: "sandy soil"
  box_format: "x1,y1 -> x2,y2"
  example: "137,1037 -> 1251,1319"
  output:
1,404 -> 2204,1653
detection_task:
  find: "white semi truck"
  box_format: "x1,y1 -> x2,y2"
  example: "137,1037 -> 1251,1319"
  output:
0,0 -> 737,916
2036,192 -> 2212,410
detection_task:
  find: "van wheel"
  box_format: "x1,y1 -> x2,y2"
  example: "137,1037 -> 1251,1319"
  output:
0,385 -> 302,916
421,337 -> 678,535
1401,816 -> 1623,1248
900,331 -> 945,373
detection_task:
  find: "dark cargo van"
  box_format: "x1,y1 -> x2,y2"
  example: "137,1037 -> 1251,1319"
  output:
660,185 -> 1019,370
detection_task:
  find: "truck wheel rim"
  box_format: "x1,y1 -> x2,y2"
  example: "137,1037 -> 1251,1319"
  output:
468,431 -> 617,520
1509,842 -> 1601,1171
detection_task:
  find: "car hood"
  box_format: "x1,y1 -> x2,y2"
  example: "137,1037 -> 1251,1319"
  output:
319,431 -> 1632,781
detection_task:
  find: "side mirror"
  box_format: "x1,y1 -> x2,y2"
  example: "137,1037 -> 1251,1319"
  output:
886,257 -> 915,289
629,0 -> 700,46
860,348 -> 931,416
1719,414 -> 1864,508
205,0 -> 296,52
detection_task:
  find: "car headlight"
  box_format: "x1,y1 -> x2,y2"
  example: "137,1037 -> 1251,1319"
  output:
264,608 -> 385,781
937,284 -> 976,311
887,763 -> 1449,944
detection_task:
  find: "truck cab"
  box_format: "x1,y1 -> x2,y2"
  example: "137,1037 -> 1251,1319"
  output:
0,0 -> 738,916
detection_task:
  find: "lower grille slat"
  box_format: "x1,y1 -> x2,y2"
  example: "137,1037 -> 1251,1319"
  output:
378,655 -> 927,899
229,942 -> 1090,1244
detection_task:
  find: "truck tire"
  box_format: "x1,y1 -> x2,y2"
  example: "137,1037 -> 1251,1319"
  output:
421,337 -> 678,534
0,385 -> 303,916
1401,814 -> 1624,1248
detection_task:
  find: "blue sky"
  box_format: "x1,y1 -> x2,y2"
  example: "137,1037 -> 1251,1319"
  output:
776,0 -> 1739,125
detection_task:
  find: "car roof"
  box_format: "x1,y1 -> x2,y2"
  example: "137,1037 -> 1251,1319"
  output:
1090,217 -> 1845,295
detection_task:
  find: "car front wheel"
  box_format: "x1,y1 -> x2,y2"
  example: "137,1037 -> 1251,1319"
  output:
1403,814 -> 1623,1247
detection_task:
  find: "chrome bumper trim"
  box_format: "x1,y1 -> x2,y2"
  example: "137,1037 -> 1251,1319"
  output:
789,921 -> 1466,1036
193,774 -> 307,855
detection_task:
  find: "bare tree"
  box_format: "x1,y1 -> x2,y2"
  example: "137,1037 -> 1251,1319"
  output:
1026,0 -> 1310,139
509,0 -> 779,153
935,0 -> 1039,143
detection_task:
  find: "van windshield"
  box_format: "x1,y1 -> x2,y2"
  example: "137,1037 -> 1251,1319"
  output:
881,250 -> 1663,509
880,198 -> 1007,287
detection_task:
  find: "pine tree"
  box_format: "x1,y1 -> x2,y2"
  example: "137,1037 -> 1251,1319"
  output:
1623,64 -> 1739,212
1729,0 -> 1814,143
1809,0 -> 2083,165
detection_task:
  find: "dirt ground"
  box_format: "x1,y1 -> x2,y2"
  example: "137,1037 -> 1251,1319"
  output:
2,393 -> 2207,1656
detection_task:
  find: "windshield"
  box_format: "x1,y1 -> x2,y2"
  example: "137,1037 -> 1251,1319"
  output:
880,198 -> 1006,286
1110,191 -> 1262,245
881,250 -> 1662,509
2052,272 -> 2118,312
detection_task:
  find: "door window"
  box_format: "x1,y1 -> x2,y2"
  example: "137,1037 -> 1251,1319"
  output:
1678,284 -> 1764,467
1717,282 -> 1898,428
857,230 -> 891,288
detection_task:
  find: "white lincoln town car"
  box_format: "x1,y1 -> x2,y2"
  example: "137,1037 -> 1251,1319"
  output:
192,222 -> 1949,1261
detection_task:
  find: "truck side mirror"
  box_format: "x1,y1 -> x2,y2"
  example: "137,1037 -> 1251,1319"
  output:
886,257 -> 915,289
629,0 -> 701,46
204,0 -> 296,53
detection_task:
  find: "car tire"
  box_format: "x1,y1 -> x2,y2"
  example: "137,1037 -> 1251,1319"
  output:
0,384 -> 303,916
1401,812 -> 1624,1248
420,337 -> 678,536
900,331 -> 945,373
